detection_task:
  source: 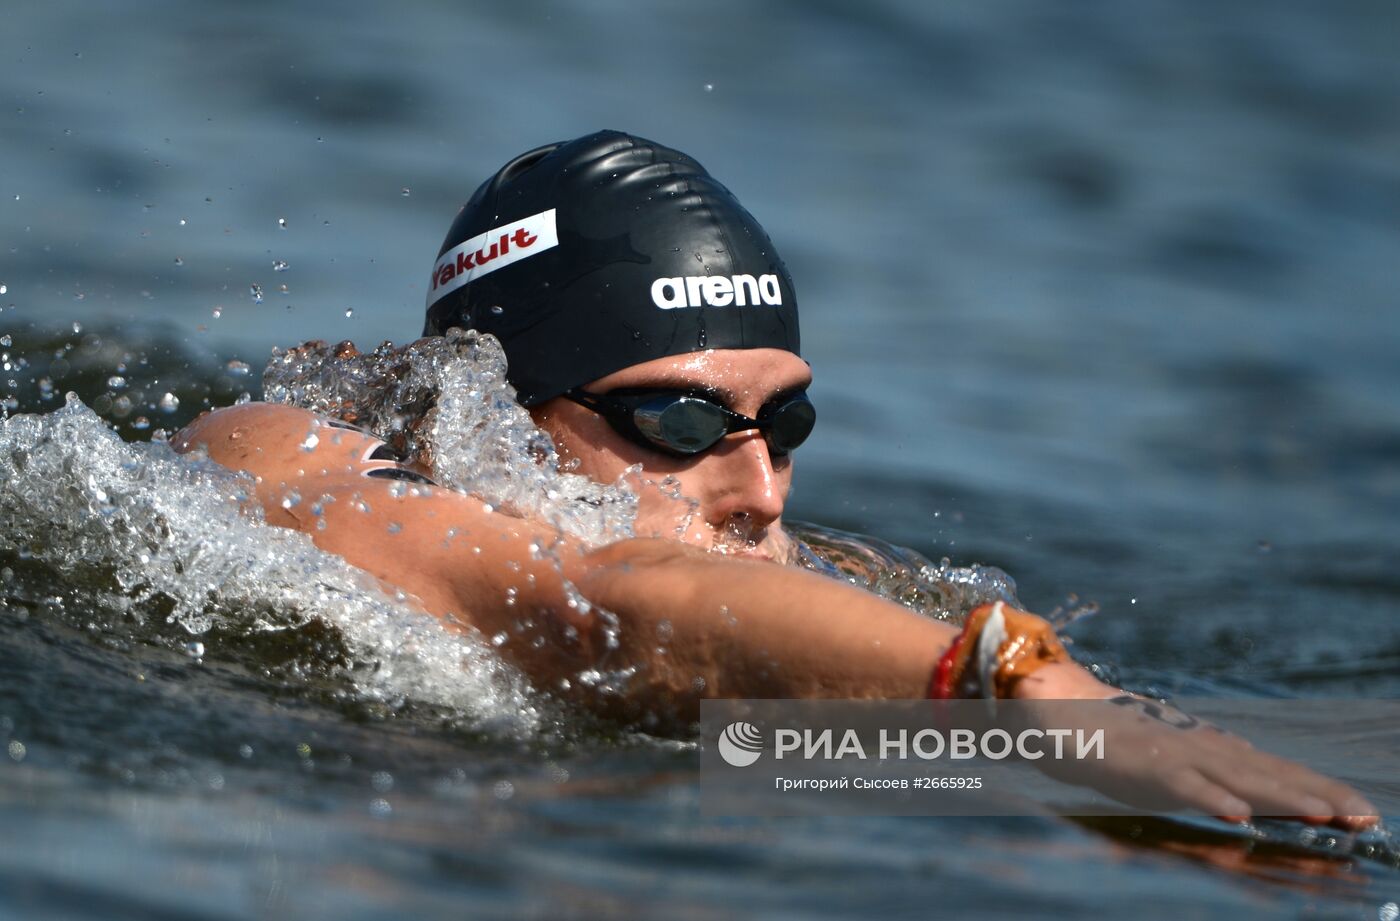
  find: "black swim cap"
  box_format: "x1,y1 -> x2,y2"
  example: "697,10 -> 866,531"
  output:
423,130 -> 800,406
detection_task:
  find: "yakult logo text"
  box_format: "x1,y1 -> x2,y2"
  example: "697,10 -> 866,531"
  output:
426,209 -> 559,308
650,273 -> 783,310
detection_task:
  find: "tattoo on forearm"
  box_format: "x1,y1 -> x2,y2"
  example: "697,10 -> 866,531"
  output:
1108,695 -> 1200,730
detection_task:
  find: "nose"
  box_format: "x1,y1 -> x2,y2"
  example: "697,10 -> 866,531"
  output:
703,432 -> 787,530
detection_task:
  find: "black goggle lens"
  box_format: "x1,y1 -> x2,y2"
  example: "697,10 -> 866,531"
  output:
764,396 -> 816,454
644,397 -> 728,452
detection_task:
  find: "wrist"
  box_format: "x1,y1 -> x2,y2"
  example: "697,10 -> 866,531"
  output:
928,602 -> 1072,700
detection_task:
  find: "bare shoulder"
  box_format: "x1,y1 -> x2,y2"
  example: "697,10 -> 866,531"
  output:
171,403 -> 591,627
176,402 -> 353,473
174,402 -> 430,492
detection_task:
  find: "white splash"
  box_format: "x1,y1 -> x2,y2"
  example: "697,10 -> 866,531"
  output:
262,330 -> 638,547
0,396 -> 541,734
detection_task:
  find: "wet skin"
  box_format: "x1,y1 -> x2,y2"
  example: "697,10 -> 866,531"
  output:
172,348 -> 1378,830
526,347 -> 811,560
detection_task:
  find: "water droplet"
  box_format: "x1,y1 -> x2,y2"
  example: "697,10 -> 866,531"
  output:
300,430 -> 319,451
703,82 -> 714,92
344,308 -> 354,318
158,392 -> 179,413
277,217 -> 288,229
280,489 -> 301,509
400,187 -> 411,197
272,259 -> 289,272
184,640 -> 205,658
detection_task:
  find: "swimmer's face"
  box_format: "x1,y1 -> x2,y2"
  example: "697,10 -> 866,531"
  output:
528,348 -> 812,561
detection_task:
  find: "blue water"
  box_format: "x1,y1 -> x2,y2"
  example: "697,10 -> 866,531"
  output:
3,0 -> 1400,917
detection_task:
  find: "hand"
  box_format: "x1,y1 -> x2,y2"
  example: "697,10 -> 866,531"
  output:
1012,662 -> 1379,830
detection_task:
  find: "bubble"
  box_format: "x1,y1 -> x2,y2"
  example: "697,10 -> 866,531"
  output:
179,218 -> 187,226
238,744 -> 254,759
0,335 -> 9,347
492,780 -> 515,800
401,187 -> 411,197
225,360 -> 250,376
106,375 -> 126,389
299,431 -> 319,451
277,218 -> 288,229
158,392 -> 179,413
131,416 -> 150,430
371,770 -> 394,792
7,741 -> 25,762
210,307 -> 222,319
703,83 -> 714,92
369,798 -> 392,817
489,305 -> 503,315
0,285 -> 6,295
280,490 -> 301,509
344,309 -> 354,318
184,641 -> 204,658
72,321 -> 82,334
249,284 -> 263,303
272,260 -> 288,272
173,256 -> 184,266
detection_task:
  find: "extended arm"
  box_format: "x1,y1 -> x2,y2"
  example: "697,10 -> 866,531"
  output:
175,403 -> 1377,828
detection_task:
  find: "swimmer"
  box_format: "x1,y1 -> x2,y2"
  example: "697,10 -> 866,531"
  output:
175,130 -> 1377,828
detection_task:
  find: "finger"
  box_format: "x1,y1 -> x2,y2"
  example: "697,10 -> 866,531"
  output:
1163,769 -> 1252,821
1204,759 -> 1379,829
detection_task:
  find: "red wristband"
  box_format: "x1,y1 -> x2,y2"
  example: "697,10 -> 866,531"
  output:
928,633 -> 966,700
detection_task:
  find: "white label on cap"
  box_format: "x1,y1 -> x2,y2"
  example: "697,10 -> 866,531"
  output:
426,208 -> 559,308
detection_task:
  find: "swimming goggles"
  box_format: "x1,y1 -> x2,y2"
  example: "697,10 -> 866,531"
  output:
561,387 -> 816,458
